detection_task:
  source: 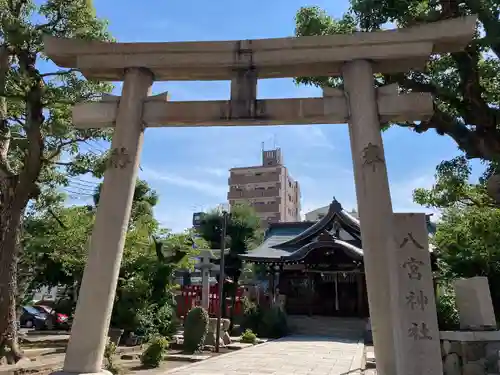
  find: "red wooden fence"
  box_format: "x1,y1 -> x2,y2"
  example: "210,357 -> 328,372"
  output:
176,284 -> 244,318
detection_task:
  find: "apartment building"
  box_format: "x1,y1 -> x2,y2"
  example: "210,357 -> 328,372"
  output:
227,148 -> 301,226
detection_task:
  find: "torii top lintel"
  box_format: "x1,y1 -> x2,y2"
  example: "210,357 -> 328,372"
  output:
43,16 -> 477,82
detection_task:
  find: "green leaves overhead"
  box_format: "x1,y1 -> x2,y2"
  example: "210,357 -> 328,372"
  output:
294,1 -> 500,163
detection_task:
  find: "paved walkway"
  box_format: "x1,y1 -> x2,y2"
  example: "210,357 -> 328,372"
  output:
166,335 -> 364,375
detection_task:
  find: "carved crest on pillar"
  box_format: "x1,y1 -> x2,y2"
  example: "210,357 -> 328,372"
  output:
361,143 -> 385,172
108,147 -> 132,169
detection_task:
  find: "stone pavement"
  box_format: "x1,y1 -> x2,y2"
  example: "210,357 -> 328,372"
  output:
166,335 -> 365,375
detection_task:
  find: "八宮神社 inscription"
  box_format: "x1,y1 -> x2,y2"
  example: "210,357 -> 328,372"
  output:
406,290 -> 428,311
108,147 -> 132,169
408,322 -> 432,340
394,213 -> 443,375
399,232 -> 424,249
402,257 -> 424,280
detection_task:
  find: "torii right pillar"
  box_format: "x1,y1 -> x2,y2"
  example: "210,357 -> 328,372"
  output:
342,60 -> 402,375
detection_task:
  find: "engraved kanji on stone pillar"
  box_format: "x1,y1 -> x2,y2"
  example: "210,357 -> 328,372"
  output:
394,213 -> 443,375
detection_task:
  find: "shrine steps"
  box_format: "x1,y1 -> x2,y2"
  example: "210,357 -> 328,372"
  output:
287,315 -> 366,338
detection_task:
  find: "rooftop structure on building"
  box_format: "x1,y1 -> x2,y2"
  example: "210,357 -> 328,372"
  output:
228,148 -> 300,227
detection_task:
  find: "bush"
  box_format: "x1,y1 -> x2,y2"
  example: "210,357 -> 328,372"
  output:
258,306 -> 288,339
240,298 -> 262,333
104,341 -> 123,375
183,307 -> 209,353
436,287 -> 460,330
133,303 -> 178,341
240,329 -> 257,344
241,302 -> 288,339
141,336 -> 169,368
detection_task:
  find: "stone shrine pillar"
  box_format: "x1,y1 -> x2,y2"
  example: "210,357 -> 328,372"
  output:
199,251 -> 212,310
393,213 -> 442,375
342,60 -> 401,375
59,68 -> 153,375
454,276 -> 497,330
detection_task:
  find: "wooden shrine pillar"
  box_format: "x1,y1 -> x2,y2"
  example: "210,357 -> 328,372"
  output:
356,272 -> 365,317
60,68 -> 153,375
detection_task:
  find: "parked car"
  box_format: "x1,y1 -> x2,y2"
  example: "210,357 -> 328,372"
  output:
33,305 -> 71,330
19,305 -> 70,330
20,306 -> 50,330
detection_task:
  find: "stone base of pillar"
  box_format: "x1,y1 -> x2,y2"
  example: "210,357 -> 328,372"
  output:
51,370 -> 113,375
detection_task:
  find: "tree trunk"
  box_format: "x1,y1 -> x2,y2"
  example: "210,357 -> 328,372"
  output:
0,176 -> 24,364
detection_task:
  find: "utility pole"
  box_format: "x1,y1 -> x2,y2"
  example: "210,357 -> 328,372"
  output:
215,211 -> 228,353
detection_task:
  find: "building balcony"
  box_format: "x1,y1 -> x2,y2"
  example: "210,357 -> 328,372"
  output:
253,202 -> 280,213
228,172 -> 280,185
227,187 -> 280,199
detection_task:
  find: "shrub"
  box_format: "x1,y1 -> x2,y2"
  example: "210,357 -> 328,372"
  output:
104,341 -> 123,375
258,306 -> 289,339
436,287 -> 460,330
241,302 -> 288,339
133,303 -> 178,341
141,336 -> 169,368
154,304 -> 180,339
240,329 -> 257,344
240,298 -> 262,333
183,307 -> 209,353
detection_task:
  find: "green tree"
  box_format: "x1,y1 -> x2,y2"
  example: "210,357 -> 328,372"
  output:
197,204 -> 261,318
111,230 -> 202,339
93,179 -> 159,225
23,179 -> 160,299
0,0 -> 113,361
413,156 -> 496,209
294,2 -> 500,182
431,206 -> 500,315
414,158 -> 500,315
23,206 -> 93,295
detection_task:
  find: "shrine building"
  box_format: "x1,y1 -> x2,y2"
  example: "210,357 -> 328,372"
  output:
240,199 -> 437,318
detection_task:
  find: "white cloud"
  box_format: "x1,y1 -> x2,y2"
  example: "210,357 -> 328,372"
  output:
199,167 -> 228,178
297,171 -> 438,220
293,126 -> 334,150
154,208 -> 194,233
390,174 -> 435,213
141,168 -> 227,198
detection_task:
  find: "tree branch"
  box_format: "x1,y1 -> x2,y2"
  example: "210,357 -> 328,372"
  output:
462,0 -> 500,59
13,51 -> 45,209
50,161 -> 94,174
44,137 -> 88,162
0,45 -> 14,178
41,69 -> 79,78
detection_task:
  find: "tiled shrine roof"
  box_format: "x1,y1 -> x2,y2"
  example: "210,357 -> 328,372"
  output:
240,199 -> 363,264
240,198 -> 437,264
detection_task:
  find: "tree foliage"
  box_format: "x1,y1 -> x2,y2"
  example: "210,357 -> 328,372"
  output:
23,179 -> 203,339
197,204 -> 262,281
413,156 -> 497,209
0,0 -> 113,361
197,204 -> 262,317
413,157 -> 500,315
431,205 -> 500,315
294,1 -> 500,163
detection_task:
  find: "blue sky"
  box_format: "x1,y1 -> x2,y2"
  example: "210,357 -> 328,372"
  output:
60,0 -> 476,232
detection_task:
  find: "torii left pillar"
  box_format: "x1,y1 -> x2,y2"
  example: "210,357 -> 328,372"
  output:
55,68 -> 153,375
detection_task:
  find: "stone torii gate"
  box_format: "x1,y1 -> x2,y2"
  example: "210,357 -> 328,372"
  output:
43,15 -> 476,375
